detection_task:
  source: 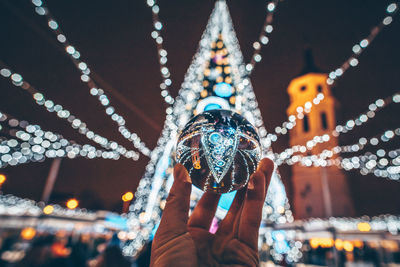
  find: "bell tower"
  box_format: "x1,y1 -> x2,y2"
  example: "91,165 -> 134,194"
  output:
286,49 -> 354,219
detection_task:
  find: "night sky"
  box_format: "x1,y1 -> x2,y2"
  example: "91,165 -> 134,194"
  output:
1,0 -> 399,215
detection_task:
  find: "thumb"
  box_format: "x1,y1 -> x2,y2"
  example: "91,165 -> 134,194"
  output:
153,164 -> 192,247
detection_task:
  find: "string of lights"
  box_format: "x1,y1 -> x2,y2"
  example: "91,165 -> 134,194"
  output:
29,0 -> 151,156
327,2 -> 399,86
279,146 -> 400,181
275,92 -> 400,160
245,0 -> 281,74
146,0 -> 174,106
0,63 -> 140,161
0,112 -> 120,168
0,193 -> 96,219
267,2 -> 399,142
275,126 -> 400,165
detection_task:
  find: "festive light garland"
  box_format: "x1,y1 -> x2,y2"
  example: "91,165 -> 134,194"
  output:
278,215 -> 400,235
0,112 -> 120,168
280,146 -> 400,181
246,0 -> 282,74
267,2 -> 399,142
275,92 -> 400,161
0,62 -> 140,161
146,0 -> 174,106
0,194 -> 96,219
29,0 -> 151,156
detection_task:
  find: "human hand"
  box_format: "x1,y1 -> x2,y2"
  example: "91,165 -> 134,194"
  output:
150,158 -> 274,267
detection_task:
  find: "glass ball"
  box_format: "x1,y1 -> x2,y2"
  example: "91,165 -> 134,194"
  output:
176,109 -> 261,193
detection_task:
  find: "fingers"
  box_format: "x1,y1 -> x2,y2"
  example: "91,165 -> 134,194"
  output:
153,164 -> 192,246
188,191 -> 220,230
238,158 -> 274,250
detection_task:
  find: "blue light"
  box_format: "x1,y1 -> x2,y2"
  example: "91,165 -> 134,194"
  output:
218,190 -> 237,210
204,103 -> 222,111
214,82 -> 233,97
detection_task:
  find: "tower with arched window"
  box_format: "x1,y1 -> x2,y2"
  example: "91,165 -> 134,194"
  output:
286,49 -> 354,219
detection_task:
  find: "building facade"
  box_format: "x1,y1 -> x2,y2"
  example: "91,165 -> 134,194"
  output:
286,49 -> 354,219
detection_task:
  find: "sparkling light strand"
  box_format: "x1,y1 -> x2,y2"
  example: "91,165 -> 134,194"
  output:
0,112 -> 120,168
29,0 -> 151,156
0,62 -> 140,161
245,0 -> 282,74
0,194 -> 96,219
275,92 -> 400,160
146,0 -> 174,106
280,147 -> 400,181
267,2 -> 399,142
327,2 -> 399,86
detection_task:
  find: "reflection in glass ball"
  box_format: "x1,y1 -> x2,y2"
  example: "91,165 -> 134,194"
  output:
176,109 -> 261,193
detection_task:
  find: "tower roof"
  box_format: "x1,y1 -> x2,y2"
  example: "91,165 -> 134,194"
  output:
297,48 -> 324,77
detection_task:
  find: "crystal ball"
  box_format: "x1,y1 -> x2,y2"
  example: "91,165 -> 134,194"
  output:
176,109 -> 261,193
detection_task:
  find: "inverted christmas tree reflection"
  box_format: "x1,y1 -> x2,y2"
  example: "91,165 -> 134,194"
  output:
176,109 -> 261,193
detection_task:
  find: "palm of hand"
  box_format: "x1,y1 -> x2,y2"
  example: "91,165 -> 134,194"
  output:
150,158 -> 274,267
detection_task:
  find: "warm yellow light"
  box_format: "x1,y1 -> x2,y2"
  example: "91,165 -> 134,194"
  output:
0,174 -> 6,184
122,192 -> 134,202
66,198 -> 78,209
200,89 -> 208,98
343,241 -> 354,252
21,227 -> 36,240
353,240 -> 364,248
43,205 -> 54,215
335,239 -> 344,250
310,238 -> 334,249
357,222 -> 371,232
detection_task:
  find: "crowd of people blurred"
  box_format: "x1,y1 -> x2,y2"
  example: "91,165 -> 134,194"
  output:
0,231 -> 151,267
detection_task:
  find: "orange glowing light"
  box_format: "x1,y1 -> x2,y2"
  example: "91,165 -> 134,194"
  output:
343,241 -> 354,252
66,198 -> 78,209
335,239 -> 344,250
357,222 -> 371,232
0,174 -> 6,184
310,238 -> 334,249
43,205 -> 54,215
21,227 -> 36,240
122,192 -> 134,202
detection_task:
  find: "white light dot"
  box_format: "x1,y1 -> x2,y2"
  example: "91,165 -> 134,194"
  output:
57,34 -> 66,43
267,2 -> 276,11
383,16 -> 393,25
387,3 -> 397,13
11,73 -> 23,83
265,25 -> 273,33
66,46 -> 75,54
48,20 -> 58,30
0,68 -> 11,77
349,58 -> 359,67
260,36 -> 269,45
154,21 -> 162,30
360,39 -> 369,48
78,62 -> 87,70
352,44 -> 361,54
